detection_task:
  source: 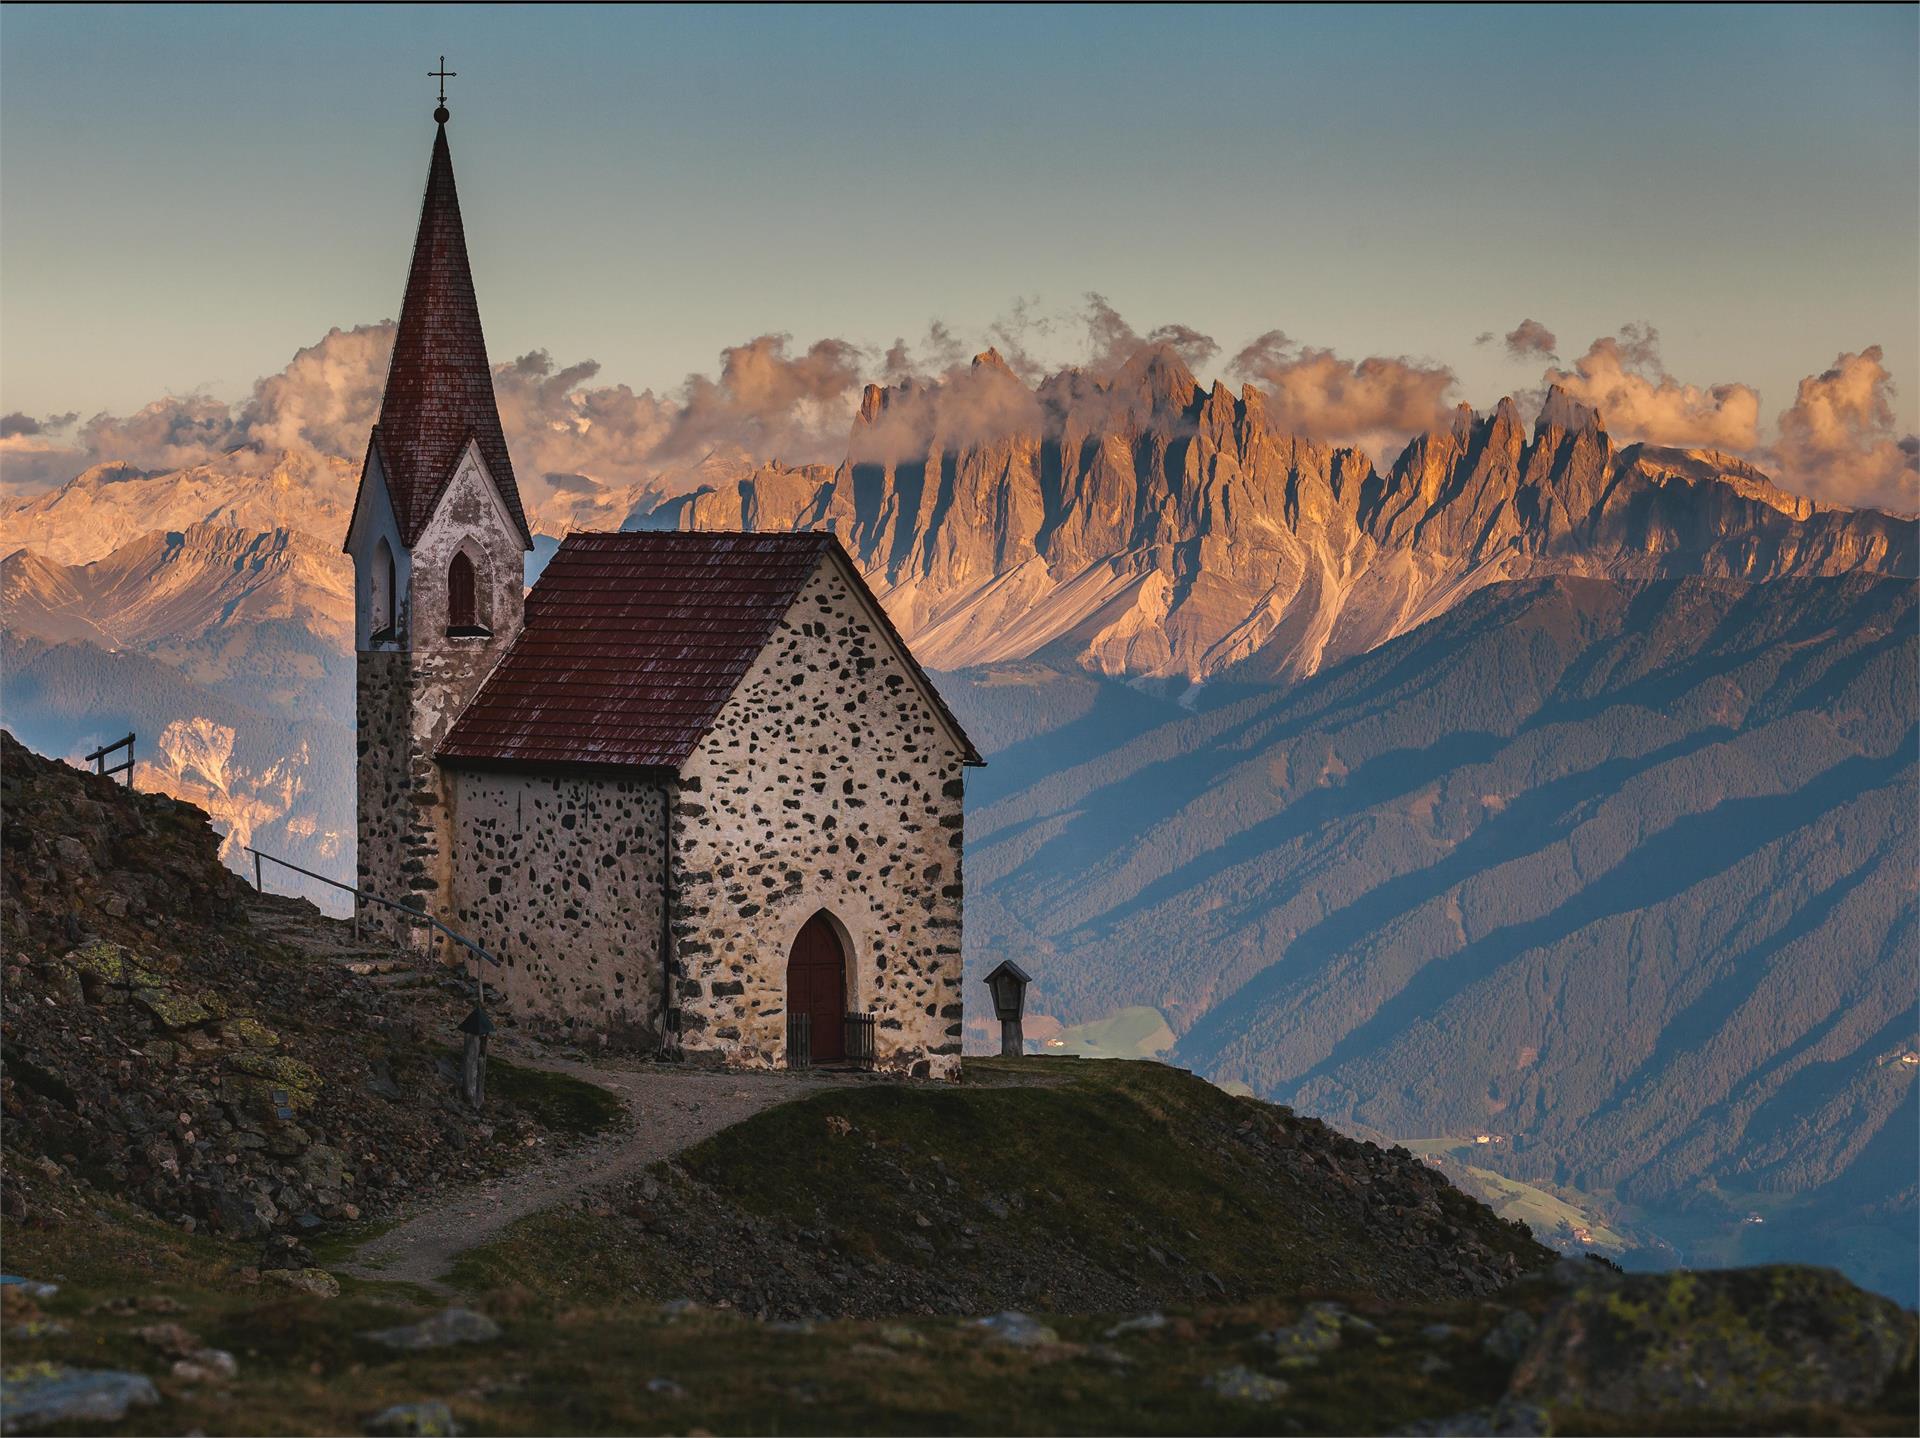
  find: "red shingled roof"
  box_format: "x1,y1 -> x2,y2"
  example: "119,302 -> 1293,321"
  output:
356,121 -> 531,549
438,531 -> 981,772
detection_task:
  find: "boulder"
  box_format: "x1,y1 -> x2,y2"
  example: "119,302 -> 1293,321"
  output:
968,1310 -> 1058,1348
264,1267 -> 340,1299
365,1401 -> 460,1436
0,1364 -> 159,1435
364,1308 -> 501,1351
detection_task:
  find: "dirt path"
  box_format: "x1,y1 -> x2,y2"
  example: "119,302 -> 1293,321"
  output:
338,1057 -> 831,1294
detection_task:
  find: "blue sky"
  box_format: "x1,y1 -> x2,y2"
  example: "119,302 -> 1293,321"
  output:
3,3 -> 1916,441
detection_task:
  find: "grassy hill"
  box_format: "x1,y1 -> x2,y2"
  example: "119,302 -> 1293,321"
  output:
450,1057 -> 1548,1318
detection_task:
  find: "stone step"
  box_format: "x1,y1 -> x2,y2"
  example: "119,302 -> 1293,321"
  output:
338,957 -> 414,976
364,969 -> 437,990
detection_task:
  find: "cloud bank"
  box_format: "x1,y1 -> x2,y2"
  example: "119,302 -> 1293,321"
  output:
1231,331 -> 1459,460
3,304 -> 1914,516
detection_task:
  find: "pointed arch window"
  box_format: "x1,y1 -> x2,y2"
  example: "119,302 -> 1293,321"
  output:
370,538 -> 398,642
446,549 -> 490,637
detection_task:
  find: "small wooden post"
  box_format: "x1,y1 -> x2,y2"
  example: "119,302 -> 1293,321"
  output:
459,1006 -> 495,1110
984,960 -> 1033,1058
253,850 -> 263,892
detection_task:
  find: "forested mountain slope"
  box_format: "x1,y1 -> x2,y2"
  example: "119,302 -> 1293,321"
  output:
946,572 -> 1917,1297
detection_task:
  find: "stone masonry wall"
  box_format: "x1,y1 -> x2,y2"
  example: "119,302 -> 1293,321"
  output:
448,770 -> 668,1041
670,556 -> 967,1078
354,447 -> 524,949
355,649 -> 414,924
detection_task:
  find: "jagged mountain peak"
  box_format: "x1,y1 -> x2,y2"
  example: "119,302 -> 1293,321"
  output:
655,344 -> 1914,683
1535,382 -> 1605,438
1107,341 -> 1201,416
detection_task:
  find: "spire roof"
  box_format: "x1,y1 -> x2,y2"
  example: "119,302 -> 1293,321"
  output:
366,120 -> 531,548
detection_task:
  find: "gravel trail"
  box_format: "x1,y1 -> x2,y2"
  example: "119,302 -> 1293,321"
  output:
338,1057 -> 831,1294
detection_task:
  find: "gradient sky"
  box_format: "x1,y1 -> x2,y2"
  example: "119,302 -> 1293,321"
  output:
3,3 -> 1916,432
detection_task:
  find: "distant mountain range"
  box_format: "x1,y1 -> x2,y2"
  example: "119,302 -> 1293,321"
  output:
657,347 -> 1910,680
2,343 -> 1914,1298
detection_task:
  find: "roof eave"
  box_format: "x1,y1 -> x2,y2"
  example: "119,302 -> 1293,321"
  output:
435,753 -> 682,781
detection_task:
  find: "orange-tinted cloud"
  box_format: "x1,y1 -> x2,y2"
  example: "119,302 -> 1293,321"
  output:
1766,346 -> 1919,513
1230,330 -> 1458,457
1540,324 -> 1760,451
1502,318 -> 1557,359
653,334 -> 866,466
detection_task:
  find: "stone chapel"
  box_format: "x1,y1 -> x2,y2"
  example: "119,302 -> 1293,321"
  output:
343,106 -> 981,1078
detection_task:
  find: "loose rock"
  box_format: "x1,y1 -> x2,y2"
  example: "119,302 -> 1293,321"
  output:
265,1267 -> 341,1299
0,1365 -> 160,1435
364,1308 -> 502,1351
364,1400 -> 460,1436
1203,1365 -> 1290,1403
172,1349 -> 239,1383
969,1310 -> 1059,1348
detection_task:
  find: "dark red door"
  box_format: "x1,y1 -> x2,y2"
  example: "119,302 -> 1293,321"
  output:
787,913 -> 846,1061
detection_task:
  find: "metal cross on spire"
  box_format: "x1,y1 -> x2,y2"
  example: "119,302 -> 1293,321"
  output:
430,56 -> 457,122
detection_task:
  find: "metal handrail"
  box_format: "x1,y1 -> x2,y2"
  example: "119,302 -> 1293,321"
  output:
243,845 -> 501,970
240,843 -> 500,1015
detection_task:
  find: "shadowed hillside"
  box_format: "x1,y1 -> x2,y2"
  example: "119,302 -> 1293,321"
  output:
948,573 -> 1919,1300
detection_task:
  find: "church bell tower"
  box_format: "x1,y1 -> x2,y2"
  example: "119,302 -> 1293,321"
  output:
342,83 -> 533,943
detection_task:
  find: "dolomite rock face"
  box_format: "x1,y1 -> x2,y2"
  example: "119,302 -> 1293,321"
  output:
669,559 -> 967,1078
448,772 -> 669,1039
641,349 -> 1914,683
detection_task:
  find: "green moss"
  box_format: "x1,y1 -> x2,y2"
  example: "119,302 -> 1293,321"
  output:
133,986 -> 210,1029
1515,1267 -> 1914,1418
227,1051 -> 324,1109
61,940 -> 159,988
483,1058 -> 625,1138
221,1017 -> 280,1049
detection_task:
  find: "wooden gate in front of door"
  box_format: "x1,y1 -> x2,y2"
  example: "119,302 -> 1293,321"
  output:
787,912 -> 847,1062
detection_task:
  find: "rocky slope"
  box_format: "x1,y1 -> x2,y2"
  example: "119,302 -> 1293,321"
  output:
0,741 -> 1914,1437
0,731 -> 611,1241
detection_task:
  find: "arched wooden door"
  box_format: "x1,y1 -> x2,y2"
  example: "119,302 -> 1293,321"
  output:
787,912 -> 847,1062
